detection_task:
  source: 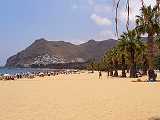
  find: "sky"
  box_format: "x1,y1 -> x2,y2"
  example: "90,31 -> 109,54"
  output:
0,0 -> 156,66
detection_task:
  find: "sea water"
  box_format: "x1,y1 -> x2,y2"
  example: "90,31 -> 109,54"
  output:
0,68 -> 57,75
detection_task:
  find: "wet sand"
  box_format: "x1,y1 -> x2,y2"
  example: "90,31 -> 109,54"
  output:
0,71 -> 160,120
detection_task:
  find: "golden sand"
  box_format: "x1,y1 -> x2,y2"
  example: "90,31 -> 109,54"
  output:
0,71 -> 160,120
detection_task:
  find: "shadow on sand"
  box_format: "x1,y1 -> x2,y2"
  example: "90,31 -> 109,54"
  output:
148,117 -> 160,120
131,79 -> 160,83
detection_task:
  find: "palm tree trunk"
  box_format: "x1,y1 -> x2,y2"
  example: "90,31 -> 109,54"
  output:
106,66 -> 110,76
142,56 -> 148,75
148,33 -> 156,81
110,69 -> 113,76
107,70 -> 110,76
130,49 -> 137,78
148,34 -> 155,69
127,67 -> 129,73
110,61 -> 114,76
121,54 -> 126,77
127,63 -> 130,73
113,60 -> 118,77
91,65 -> 94,73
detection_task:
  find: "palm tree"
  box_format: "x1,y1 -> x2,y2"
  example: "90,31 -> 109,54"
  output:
139,42 -> 148,75
136,5 -> 160,80
118,30 -> 143,78
104,47 -> 120,77
117,36 -> 128,77
111,47 -> 119,77
102,54 -> 111,76
104,49 -> 115,76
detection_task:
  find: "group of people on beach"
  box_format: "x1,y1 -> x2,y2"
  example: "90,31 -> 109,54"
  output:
0,69 -> 79,80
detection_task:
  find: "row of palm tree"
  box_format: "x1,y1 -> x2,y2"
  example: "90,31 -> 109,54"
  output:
113,1 -> 160,81
89,4 -> 160,80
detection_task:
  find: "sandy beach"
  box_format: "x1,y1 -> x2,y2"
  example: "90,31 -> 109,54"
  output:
0,71 -> 160,120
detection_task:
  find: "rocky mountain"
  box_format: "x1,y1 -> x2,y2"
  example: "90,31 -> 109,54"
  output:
5,38 -> 117,67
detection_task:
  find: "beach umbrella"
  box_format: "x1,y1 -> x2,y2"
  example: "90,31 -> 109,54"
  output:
39,72 -> 44,75
3,74 -> 10,77
39,72 -> 44,77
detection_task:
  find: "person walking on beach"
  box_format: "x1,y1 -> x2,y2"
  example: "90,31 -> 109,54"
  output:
99,71 -> 102,79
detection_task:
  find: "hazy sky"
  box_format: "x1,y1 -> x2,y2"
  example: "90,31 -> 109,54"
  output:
0,0 -> 156,65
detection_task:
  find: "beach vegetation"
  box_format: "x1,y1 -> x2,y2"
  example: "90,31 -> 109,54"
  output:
89,3 -> 160,80
113,0 -> 160,81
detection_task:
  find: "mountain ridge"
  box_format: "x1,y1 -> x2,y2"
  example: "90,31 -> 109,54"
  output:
5,38 -> 117,67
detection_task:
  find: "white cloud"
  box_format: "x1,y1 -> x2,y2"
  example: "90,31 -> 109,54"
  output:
120,0 -> 156,25
90,14 -> 112,26
93,4 -> 112,13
